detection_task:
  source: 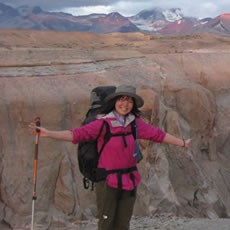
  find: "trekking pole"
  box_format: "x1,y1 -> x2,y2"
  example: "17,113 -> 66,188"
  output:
31,117 -> 41,230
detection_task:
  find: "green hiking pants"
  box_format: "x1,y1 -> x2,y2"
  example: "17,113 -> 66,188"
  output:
95,181 -> 136,230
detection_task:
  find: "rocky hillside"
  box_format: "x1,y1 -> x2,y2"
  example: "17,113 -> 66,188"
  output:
0,29 -> 230,229
0,3 -> 140,33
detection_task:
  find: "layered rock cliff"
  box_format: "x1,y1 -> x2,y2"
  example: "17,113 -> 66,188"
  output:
0,30 -> 230,228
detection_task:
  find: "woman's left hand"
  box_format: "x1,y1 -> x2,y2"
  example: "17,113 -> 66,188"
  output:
183,138 -> 192,149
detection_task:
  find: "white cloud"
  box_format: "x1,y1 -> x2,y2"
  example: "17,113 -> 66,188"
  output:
0,0 -> 229,18
59,0 -> 230,18
109,1 -> 155,16
197,3 -> 218,18
58,1 -> 153,16
59,5 -> 113,16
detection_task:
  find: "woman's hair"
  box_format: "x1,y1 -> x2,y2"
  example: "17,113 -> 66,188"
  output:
102,96 -> 141,117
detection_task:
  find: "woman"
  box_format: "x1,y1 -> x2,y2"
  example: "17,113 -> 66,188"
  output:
29,85 -> 191,230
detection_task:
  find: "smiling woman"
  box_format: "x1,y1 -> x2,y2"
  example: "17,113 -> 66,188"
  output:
28,84 -> 191,230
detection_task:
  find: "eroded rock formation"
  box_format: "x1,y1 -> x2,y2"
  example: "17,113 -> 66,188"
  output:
0,30 -> 230,228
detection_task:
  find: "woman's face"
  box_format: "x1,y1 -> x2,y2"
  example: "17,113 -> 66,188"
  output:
115,95 -> 134,116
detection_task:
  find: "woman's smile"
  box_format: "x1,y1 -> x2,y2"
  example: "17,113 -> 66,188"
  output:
115,96 -> 134,116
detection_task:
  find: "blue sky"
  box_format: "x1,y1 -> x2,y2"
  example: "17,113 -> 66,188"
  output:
0,0 -> 229,18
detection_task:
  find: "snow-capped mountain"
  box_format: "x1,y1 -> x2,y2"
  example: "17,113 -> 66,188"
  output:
129,8 -> 197,33
162,8 -> 184,22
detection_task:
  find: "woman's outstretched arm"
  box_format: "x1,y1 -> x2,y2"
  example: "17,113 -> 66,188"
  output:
163,133 -> 191,149
28,123 -> 73,142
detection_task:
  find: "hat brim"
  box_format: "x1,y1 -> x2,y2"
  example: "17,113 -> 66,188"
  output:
105,92 -> 144,108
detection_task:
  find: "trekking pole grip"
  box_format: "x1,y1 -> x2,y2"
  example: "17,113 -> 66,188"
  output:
35,117 -> 41,134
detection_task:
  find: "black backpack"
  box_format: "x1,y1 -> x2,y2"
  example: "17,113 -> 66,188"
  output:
77,86 -> 116,189
77,86 -> 142,190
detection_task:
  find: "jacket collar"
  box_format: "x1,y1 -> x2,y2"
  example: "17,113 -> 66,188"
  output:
103,111 -> 135,127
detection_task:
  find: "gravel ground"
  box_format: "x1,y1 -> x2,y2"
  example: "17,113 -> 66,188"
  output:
13,216 -> 230,230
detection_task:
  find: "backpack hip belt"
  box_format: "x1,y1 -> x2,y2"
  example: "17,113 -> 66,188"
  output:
96,166 -> 137,192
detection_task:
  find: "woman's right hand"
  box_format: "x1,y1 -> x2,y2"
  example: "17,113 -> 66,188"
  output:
28,122 -> 73,141
28,122 -> 49,137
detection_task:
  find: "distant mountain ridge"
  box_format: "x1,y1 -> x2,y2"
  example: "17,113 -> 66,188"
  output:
0,3 -> 229,35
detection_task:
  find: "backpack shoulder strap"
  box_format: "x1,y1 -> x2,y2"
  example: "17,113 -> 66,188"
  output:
130,119 -> 137,140
96,120 -> 107,140
98,120 -> 110,155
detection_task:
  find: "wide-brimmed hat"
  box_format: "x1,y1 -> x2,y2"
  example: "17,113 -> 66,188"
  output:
105,85 -> 144,108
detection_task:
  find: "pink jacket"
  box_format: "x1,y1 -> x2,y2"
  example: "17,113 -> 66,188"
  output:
72,112 -> 166,190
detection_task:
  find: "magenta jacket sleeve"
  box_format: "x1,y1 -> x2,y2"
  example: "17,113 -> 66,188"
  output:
72,119 -> 103,144
135,118 -> 166,142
